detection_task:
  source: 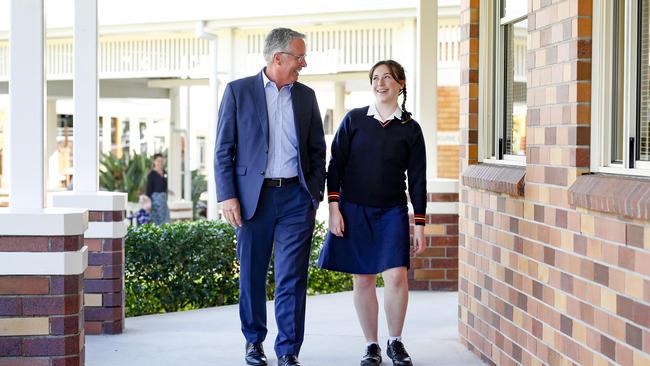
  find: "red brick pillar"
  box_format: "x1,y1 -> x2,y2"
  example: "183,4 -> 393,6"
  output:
409,179 -> 459,291
83,210 -> 125,334
0,210 -> 88,365
51,192 -> 127,335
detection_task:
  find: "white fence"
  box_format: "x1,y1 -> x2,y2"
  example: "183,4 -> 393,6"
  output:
0,18 -> 462,84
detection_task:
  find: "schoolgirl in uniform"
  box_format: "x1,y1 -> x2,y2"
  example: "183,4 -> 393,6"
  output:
318,60 -> 427,366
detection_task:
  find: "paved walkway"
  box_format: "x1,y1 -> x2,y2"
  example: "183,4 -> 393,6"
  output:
86,290 -> 485,366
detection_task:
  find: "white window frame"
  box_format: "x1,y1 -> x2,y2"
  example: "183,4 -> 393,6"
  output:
478,0 -> 527,166
592,0 -> 650,177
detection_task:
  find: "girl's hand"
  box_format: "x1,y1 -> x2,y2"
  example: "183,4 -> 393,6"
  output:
413,225 -> 425,255
329,202 -> 345,237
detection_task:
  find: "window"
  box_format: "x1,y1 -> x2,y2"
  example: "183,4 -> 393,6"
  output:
154,136 -> 165,154
121,118 -> 130,158
197,136 -> 206,169
139,120 -> 148,155
478,0 -> 528,164
593,0 -> 650,175
98,117 -> 103,153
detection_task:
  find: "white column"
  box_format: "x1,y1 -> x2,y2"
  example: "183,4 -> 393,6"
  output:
101,115 -> 111,155
1,131 -> 8,190
46,100 -> 58,190
9,0 -> 45,210
206,38 -> 219,220
168,87 -> 182,200
195,22 -> 221,219
73,0 -> 98,193
416,0 -> 438,179
183,86 -> 191,201
333,81 -> 346,129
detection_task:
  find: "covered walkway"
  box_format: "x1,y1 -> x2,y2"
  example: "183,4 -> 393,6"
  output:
86,290 -> 484,366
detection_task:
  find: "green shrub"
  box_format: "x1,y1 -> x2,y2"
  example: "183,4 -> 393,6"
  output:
125,220 -> 239,316
125,220 -> 368,317
99,152 -> 152,202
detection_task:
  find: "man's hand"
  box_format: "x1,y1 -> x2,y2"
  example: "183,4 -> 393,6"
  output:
413,225 -> 425,255
329,202 -> 345,237
221,198 -> 242,228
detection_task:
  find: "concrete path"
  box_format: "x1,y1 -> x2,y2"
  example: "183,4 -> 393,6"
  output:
86,290 -> 485,366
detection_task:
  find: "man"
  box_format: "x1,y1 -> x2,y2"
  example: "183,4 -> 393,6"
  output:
214,28 -> 326,366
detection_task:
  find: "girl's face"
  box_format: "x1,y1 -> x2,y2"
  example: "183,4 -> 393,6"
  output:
371,64 -> 404,105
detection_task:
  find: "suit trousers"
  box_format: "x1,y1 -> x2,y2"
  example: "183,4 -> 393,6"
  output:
236,183 -> 316,357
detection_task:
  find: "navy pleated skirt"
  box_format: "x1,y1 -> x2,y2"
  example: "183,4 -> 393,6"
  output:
317,200 -> 410,275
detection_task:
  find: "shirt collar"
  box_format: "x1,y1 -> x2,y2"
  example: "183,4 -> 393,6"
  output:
367,104 -> 402,122
262,68 -> 293,90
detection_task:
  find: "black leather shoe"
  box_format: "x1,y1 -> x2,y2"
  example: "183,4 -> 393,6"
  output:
360,343 -> 382,366
245,342 -> 267,366
278,355 -> 302,366
386,340 -> 412,366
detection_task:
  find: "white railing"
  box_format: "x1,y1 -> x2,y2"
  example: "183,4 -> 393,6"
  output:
242,24 -> 397,75
438,22 -> 460,67
0,42 -> 7,79
513,27 -> 527,83
438,19 -> 460,85
0,35 -> 211,81
0,18 -> 463,84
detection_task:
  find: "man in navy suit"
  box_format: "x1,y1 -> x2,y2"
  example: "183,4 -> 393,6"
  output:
214,28 -> 326,366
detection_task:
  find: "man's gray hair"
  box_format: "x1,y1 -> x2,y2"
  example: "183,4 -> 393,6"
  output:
263,28 -> 306,64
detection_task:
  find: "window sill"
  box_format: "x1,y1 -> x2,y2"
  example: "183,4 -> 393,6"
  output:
568,174 -> 650,221
461,163 -> 526,197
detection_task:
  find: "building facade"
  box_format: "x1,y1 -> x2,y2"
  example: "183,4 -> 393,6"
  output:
459,0 -> 650,365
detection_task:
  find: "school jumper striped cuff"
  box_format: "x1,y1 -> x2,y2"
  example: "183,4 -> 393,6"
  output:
327,192 -> 340,203
414,214 -> 426,226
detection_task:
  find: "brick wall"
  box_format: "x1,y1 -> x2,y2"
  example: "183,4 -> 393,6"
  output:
50,193 -> 128,337
458,0 -> 480,176
458,0 -> 650,365
409,184 -> 459,291
84,211 -> 125,335
437,86 -> 460,179
0,236 -> 85,365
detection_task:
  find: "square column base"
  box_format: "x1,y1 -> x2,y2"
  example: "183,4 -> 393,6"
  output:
51,192 -> 126,335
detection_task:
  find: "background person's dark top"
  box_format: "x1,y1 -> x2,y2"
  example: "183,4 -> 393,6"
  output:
146,170 -> 167,198
326,106 -> 427,217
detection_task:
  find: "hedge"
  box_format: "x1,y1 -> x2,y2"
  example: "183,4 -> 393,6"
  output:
125,220 -> 354,317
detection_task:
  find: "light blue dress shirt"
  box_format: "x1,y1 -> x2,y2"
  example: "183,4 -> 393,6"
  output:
262,70 -> 299,179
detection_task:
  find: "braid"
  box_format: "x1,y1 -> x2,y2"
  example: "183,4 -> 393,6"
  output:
400,86 -> 412,124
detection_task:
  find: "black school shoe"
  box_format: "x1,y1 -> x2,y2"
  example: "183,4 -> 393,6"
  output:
360,343 -> 382,366
245,342 -> 267,366
278,355 -> 302,366
386,340 -> 413,366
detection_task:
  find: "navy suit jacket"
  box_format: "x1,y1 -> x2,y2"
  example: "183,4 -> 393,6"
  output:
214,70 -> 326,220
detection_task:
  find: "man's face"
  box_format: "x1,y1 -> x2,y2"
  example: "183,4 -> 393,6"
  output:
275,38 -> 307,86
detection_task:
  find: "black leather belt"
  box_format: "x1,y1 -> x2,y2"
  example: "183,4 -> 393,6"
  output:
263,176 -> 299,187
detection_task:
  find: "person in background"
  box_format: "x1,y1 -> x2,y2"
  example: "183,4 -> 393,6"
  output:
318,60 -> 426,366
146,153 -> 170,225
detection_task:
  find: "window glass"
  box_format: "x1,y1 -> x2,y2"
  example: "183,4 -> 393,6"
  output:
640,0 -> 650,161
502,0 -> 527,19
612,0 -> 626,163
504,18 -> 527,156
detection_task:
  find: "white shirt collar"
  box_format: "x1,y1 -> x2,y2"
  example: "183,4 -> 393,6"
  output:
367,104 -> 403,122
262,68 -> 293,90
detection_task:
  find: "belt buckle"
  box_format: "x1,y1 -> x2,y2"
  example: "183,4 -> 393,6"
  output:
275,178 -> 282,187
